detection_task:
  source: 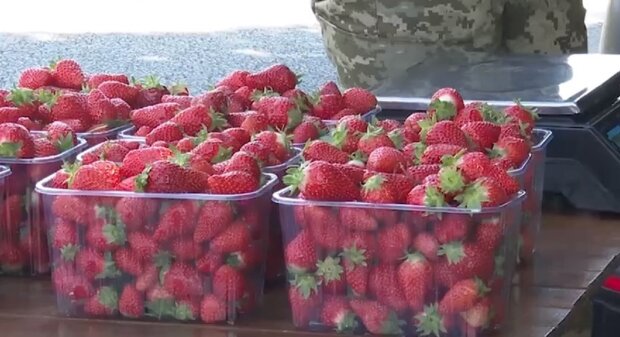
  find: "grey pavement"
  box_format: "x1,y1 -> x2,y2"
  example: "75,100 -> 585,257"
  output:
0,0 -> 608,93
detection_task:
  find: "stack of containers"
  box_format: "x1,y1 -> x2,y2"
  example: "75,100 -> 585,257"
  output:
517,128 -> 553,263
0,134 -> 86,275
273,188 -> 525,336
35,172 -> 278,323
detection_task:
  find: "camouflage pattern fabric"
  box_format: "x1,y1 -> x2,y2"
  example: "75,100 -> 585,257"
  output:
312,0 -> 587,89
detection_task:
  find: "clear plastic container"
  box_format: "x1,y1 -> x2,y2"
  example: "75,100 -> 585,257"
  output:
273,187 -> 525,336
0,135 -> 87,275
35,172 -> 278,324
77,124 -> 132,146
518,128 -> 553,264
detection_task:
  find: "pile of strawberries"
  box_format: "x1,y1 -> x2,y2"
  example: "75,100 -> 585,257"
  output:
0,59 -> 179,139
0,122 -> 83,275
128,64 -> 378,145
278,88 -> 538,336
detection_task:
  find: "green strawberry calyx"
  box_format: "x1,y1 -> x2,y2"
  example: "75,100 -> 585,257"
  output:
437,242 -> 465,265
60,244 -> 79,261
289,273 -> 318,299
335,310 -> 358,333
429,100 -> 457,121
411,142 -> 427,165
474,277 -> 491,296
423,185 -> 447,208
316,256 -> 344,283
340,246 -> 368,270
282,162 -> 308,194
97,286 -> 119,310
454,179 -> 489,210
360,124 -> 384,141
96,251 -> 121,279
387,129 -> 404,149
53,133 -> 76,153
415,303 -> 447,337
209,110 -> 229,131
381,311 -> 405,335
0,141 -> 23,158
173,302 -> 195,321
438,166 -> 465,195
102,221 -> 127,246
402,251 -> 427,264
362,174 -> 386,193
7,87 -> 36,107
145,298 -> 176,319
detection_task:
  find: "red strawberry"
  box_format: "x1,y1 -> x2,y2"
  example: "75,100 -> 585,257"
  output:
119,284 -> 144,318
210,221 -> 251,254
134,126 -> 151,136
319,81 -> 341,96
377,222 -> 411,263
342,88 -> 377,114
87,73 -> 129,89
133,76 -> 169,108
87,89 -> 118,123
316,256 -> 346,295
114,248 -> 142,276
216,70 -> 250,89
50,59 -> 84,89
311,94 -> 344,119
207,170 -> 259,194
283,161 -> 359,201
285,230 -> 317,273
406,184 -> 447,207
222,127 -> 251,147
435,242 -> 495,287
161,94 -> 193,109
45,121 -> 76,150
289,275 -> 320,327
127,232 -> 158,261
84,286 -> 119,316
339,207 -> 378,232
292,120 -> 321,143
329,107 -> 359,120
419,144 -> 464,165
486,165 -> 520,195
454,102 -> 486,127
414,304 -> 450,337
357,125 -> 395,156
404,112 -> 427,134
70,163 -> 119,190
334,163 -> 366,185
361,174 -> 397,204
455,177 -> 509,208
461,121 -> 501,150
76,249 -> 120,280
163,262 -> 203,298
438,278 -> 489,314
200,295 -> 227,323
453,151 -> 493,182
490,136 -> 531,168
341,241 -> 370,297
433,214 -> 469,244
431,87 -> 465,111
366,146 -> 406,173
97,81 -> 139,105
398,252 -> 432,311
320,296 -> 358,332
130,102 -> 180,128
246,64 -> 298,94
407,164 -> 441,184
33,137 -> 59,157
194,201 -> 235,244
302,140 -> 349,164
121,146 -> 173,177
0,243 -> 25,272
145,121 -> 184,145
475,217 -> 504,252
153,201 -> 197,243
257,96 -> 302,131
85,220 -> 126,252
16,117 -> 41,130
499,122 -> 527,140
196,250 -> 223,274
0,122 -> 35,158
53,265 -> 94,300
51,220 -> 77,251
349,299 -> 403,335
253,130 -> 291,161
213,264 -> 245,302
19,67 -> 53,89
240,111 -> 269,134
503,102 -> 538,134
136,159 -> 208,193
413,233 -> 439,261
227,245 -> 261,270
422,120 -> 468,147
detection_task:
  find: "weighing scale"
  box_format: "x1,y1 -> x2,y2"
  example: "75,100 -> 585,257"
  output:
372,54 -> 620,213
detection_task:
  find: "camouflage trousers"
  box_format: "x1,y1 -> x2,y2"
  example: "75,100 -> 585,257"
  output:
312,0 -> 588,89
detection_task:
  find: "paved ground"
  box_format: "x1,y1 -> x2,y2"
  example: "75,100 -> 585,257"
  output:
0,0 -> 609,93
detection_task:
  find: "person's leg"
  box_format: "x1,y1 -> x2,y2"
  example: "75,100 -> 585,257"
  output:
502,0 -> 588,54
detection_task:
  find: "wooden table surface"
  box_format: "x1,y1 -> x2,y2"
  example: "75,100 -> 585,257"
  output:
0,210 -> 618,337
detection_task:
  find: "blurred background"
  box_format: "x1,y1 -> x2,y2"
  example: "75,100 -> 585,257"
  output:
0,0 -> 609,91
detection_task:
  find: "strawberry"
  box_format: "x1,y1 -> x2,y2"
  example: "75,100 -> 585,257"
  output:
340,242 -> 369,296
302,140 -> 349,164
53,264 -> 95,300
85,219 -> 126,251
431,87 -> 465,111
320,296 -> 358,332
190,138 -> 232,164
87,73 -> 129,89
134,126 -> 152,136
490,136 -> 531,168
406,184 -> 447,207
145,121 -> 184,145
316,256 -> 346,295
339,207 -> 379,232
51,219 -> 77,251
283,88 -> 311,111
136,159 -> 208,193
0,122 -> 35,158
342,88 -> 377,114
50,59 -> 84,90
253,130 -> 291,161
503,102 -> 538,134
475,217 -> 504,252
222,127 -> 251,146
434,213 -> 470,244
223,151 -> 260,178
375,119 -> 401,132
311,94 -> 344,119
87,89 -> 118,123
398,252 -> 432,311
438,278 -> 489,314
366,146 -> 406,173
361,174 -> 397,204
285,230 -> 318,273
97,80 -> 139,105
413,233 -> 439,261
499,122 -> 527,140
114,248 -> 142,276
257,96 -> 302,131
171,105 -> 224,136
461,121 -> 501,150
131,102 -> 180,128
163,262 -> 203,298
210,221 -> 251,254
194,201 -> 235,244
51,195 -> 93,224
133,75 -> 169,108
292,120 -> 321,143
288,274 -> 320,327
407,164 -> 441,184
419,144 -> 464,165
84,286 -> 119,316
216,70 -> 250,89
349,299 -> 403,335
18,67 -> 53,89
43,92 -> 89,122
70,163 -> 119,190
304,205 -> 342,250
452,151 -> 493,182
200,294 -> 227,323
486,165 -> 520,195
213,264 -> 245,302
226,245 -> 261,270
196,251 -> 223,274
329,107 -> 358,120
33,137 -> 59,157
45,121 -> 76,150
76,249 -> 120,280
207,170 -> 259,194
461,298 -> 491,328
7,87 -> 38,116
435,243 -> 495,287
422,120 -> 469,148
0,243 -> 25,272
121,147 -> 173,177
16,117 -> 41,130
414,304 -> 449,337
240,111 -> 269,134
246,64 -> 298,94
284,161 -> 359,201
152,201 -> 197,243
119,284 -> 144,318
404,112 -> 427,134
357,125 -> 395,156
455,177 -> 509,208
377,222 -> 411,263
319,81 -> 341,96
334,163 -> 366,184
161,94 -> 193,109
454,102 -> 486,127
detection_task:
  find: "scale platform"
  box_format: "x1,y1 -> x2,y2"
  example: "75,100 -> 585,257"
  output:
372,53 -> 620,212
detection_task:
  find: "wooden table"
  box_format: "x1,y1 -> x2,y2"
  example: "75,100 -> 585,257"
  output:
0,210 -> 618,337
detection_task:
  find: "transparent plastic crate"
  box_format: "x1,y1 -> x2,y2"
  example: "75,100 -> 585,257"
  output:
518,128 -> 553,264
273,187 -> 525,336
0,135 -> 87,275
77,124 -> 133,147
35,172 -> 278,324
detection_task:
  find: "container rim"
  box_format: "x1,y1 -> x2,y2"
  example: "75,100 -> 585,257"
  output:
506,153 -> 531,177
35,172 -> 279,201
532,128 -> 553,152
272,187 -> 526,214
117,126 -> 143,141
0,165 -> 11,179
321,105 -> 382,126
0,136 -> 88,164
76,123 -> 132,138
